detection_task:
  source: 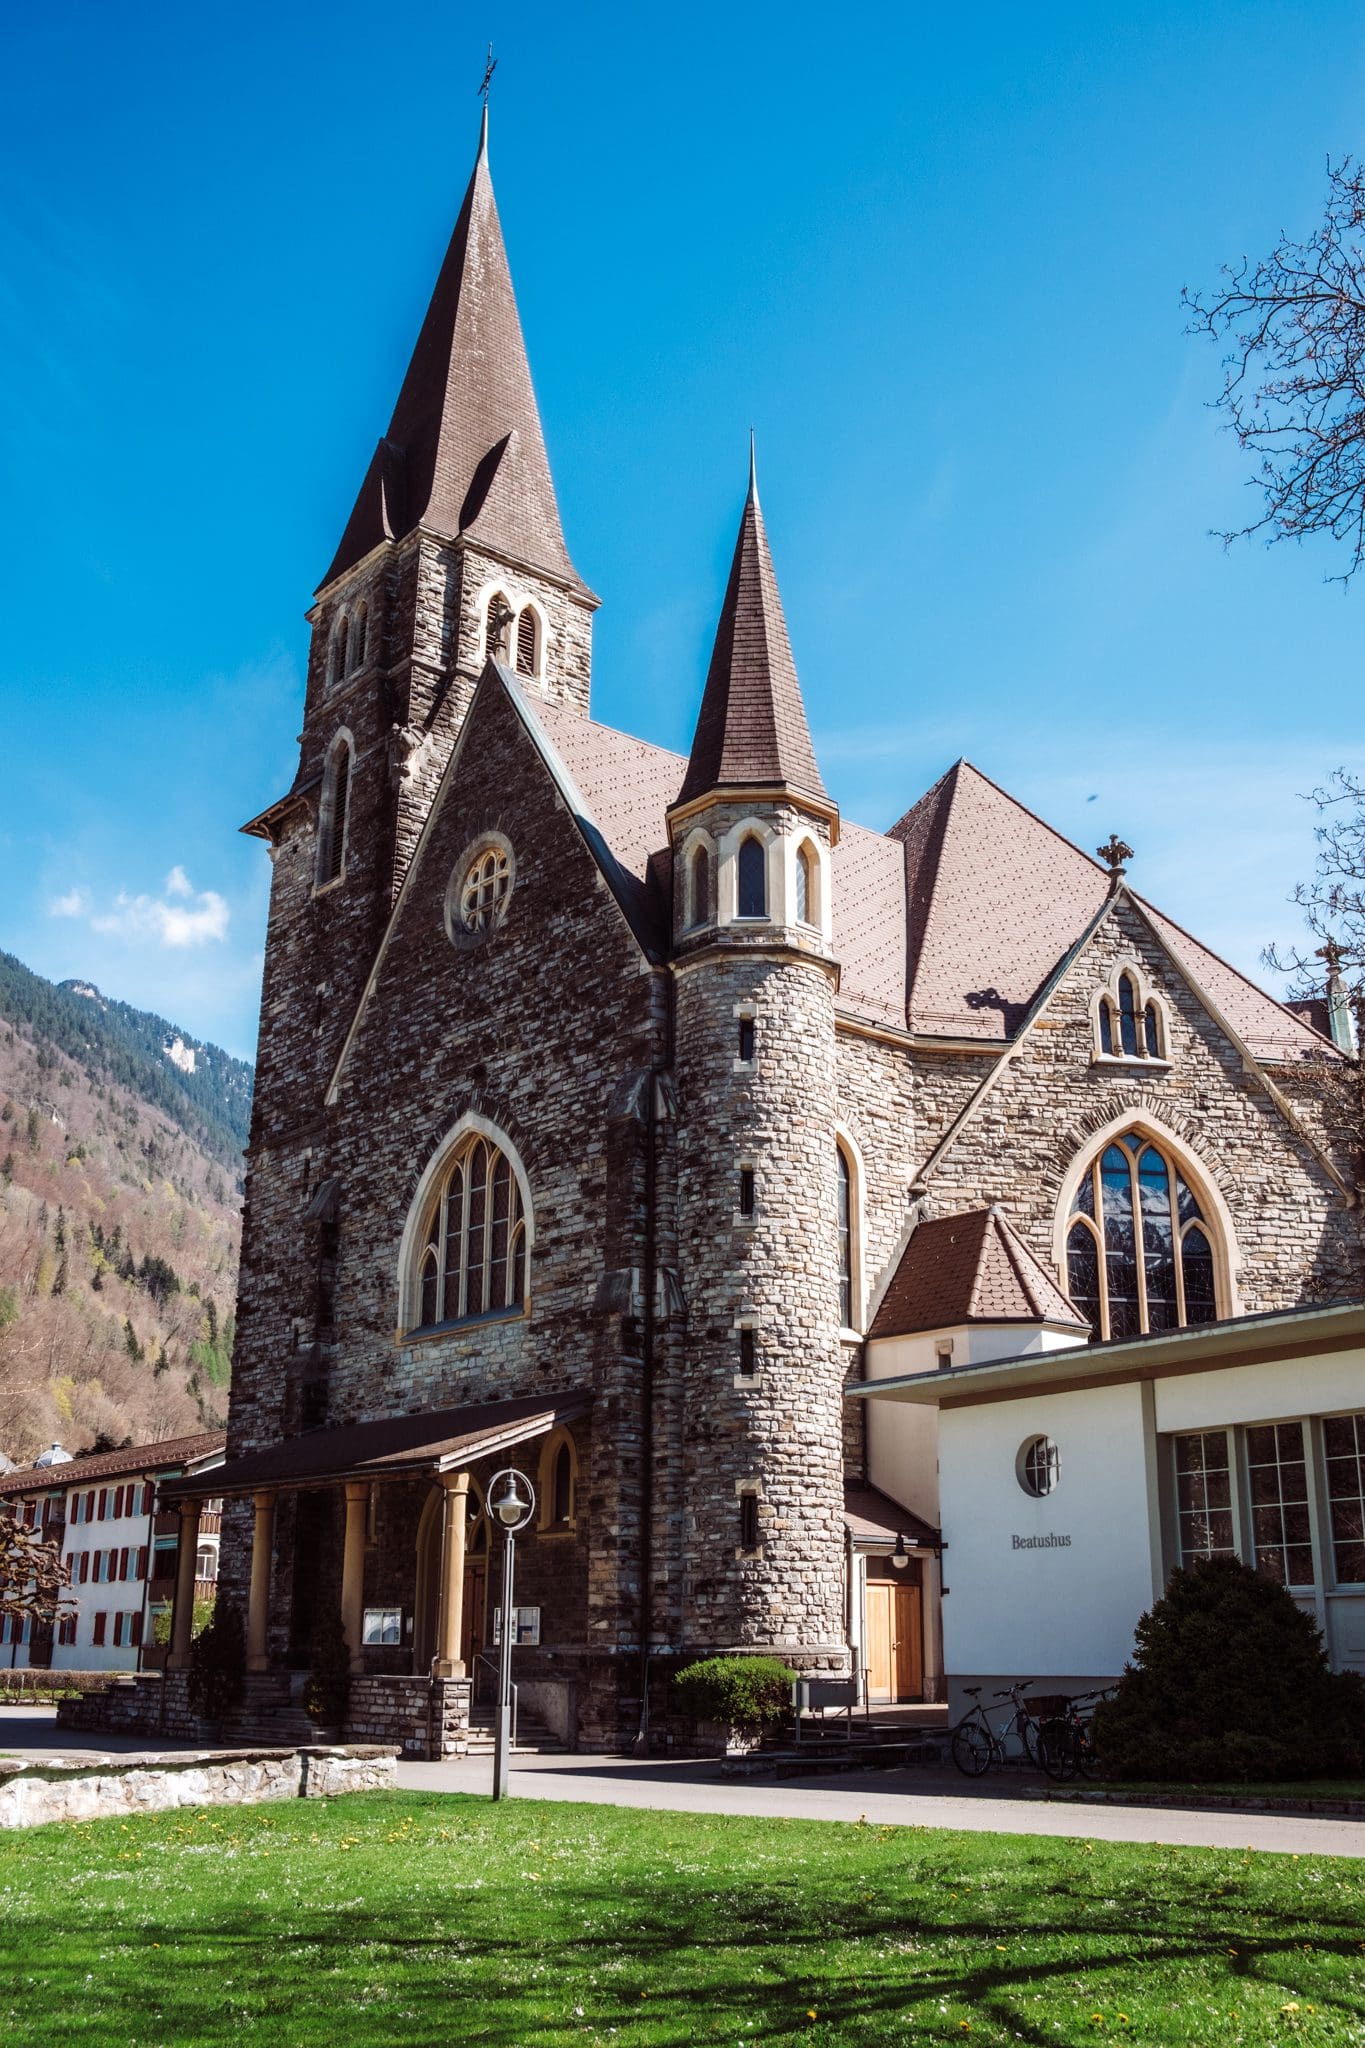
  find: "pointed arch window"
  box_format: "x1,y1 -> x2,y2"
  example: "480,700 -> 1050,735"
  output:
329,616 -> 349,688
737,835 -> 767,918
1065,1132 -> 1220,1341
516,606 -> 539,678
795,843 -> 816,926
688,843 -> 711,929
1118,973 -> 1140,1057
836,1144 -> 854,1328
485,592 -> 514,663
317,739 -> 352,887
1095,968 -> 1169,1065
353,604 -> 368,668
412,1133 -> 528,1332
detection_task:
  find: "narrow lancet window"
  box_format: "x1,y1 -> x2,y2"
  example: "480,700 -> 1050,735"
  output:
737,835 -> 767,918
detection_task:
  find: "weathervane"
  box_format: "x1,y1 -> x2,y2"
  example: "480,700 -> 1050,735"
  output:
1317,938 -> 1344,980
478,42 -> 497,104
1097,833 -> 1134,895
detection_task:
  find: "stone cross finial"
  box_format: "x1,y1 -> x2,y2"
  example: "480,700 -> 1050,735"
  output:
478,43 -> 497,104
1097,833 -> 1134,894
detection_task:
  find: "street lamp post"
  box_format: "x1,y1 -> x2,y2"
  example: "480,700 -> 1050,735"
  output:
486,1467 -> 535,1802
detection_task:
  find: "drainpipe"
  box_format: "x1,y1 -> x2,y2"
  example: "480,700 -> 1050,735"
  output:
634,969 -> 672,1750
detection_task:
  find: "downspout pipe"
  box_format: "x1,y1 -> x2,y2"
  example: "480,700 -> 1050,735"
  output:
634,968 -> 672,1750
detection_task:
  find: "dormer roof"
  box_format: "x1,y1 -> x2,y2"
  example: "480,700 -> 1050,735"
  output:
320,110 -> 586,597
869,1207 -> 1090,1341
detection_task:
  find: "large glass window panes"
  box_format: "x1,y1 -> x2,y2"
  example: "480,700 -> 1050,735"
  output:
1323,1412 -> 1365,1584
1175,1430 -> 1234,1562
415,1135 -> 527,1332
1246,1421 -> 1313,1587
1067,1134 -> 1219,1338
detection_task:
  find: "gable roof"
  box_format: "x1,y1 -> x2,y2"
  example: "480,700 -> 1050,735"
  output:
889,759 -> 1331,1061
869,1207 -> 1089,1340
321,111 -> 586,596
1,1431 -> 225,1497
673,457 -> 828,810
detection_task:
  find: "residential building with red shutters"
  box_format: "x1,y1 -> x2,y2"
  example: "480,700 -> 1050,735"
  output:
1,1432 -> 224,1671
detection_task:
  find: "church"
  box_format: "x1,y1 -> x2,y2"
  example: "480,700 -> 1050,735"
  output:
154,111 -> 1357,1754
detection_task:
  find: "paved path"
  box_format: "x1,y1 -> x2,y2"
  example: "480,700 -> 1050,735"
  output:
4,1707 -> 1361,1857
397,1749 -> 1365,1858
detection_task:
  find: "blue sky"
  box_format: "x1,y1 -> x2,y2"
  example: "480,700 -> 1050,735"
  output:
2,0 -> 1362,1061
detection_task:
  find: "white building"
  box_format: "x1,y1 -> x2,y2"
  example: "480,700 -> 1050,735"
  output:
856,1298 -> 1365,1713
1,1431 -> 225,1671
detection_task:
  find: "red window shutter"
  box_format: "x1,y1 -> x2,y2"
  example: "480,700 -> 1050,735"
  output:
119,1548 -> 128,1581
93,1612 -> 106,1646
136,1546 -> 147,1581
79,1553 -> 89,1584
98,1489 -> 107,1518
86,1491 -> 95,1520
130,1612 -> 142,1648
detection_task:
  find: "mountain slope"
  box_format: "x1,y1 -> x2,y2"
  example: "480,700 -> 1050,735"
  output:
0,951 -> 252,1167
0,956 -> 251,1465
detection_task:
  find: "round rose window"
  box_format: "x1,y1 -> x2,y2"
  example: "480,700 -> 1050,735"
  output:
459,843 -> 513,932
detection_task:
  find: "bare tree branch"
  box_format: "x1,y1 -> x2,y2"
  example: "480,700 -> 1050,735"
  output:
1185,158 -> 1365,580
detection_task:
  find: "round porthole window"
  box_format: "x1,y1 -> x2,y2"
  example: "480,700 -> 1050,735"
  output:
446,834 -> 515,947
1017,1435 -> 1060,1497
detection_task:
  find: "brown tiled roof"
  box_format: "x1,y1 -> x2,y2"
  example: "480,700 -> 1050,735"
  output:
869,1209 -> 1088,1340
889,759 -> 1330,1060
1,1432 -> 225,1497
322,112 -> 585,595
161,1392 -> 589,1500
843,1477 -> 940,1549
497,691 -> 1325,1057
674,464 -> 828,809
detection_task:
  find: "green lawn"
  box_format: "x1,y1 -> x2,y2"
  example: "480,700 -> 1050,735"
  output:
1,1793 -> 1362,2046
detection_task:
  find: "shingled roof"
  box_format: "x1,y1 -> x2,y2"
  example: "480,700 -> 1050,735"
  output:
890,759 -> 1331,1061
869,1208 -> 1089,1340
673,453 -> 828,810
1,1431 -> 225,1497
321,110 -> 585,595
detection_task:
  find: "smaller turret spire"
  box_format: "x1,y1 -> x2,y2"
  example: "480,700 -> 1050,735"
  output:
674,451 -> 828,811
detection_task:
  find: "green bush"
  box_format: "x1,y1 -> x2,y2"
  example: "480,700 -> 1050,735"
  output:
303,1610 -> 352,1730
672,1655 -> 797,1731
1093,1555 -> 1365,1782
186,1601 -> 245,1725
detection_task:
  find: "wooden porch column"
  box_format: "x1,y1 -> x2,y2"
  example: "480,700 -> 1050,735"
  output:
432,1470 -> 470,1679
167,1499 -> 202,1670
341,1482 -> 369,1674
245,1491 -> 276,1673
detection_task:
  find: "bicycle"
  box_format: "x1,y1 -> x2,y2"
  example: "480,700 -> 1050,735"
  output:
1033,1686 -> 1116,1781
950,1682 -> 1053,1777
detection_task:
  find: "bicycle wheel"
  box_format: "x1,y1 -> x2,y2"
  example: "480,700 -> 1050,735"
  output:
1036,1716 -> 1078,1782
951,1719 -> 994,1777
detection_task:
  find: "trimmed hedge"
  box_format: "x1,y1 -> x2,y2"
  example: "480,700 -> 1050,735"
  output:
1094,1555 -> 1365,1782
672,1655 -> 797,1731
0,1669 -> 116,1701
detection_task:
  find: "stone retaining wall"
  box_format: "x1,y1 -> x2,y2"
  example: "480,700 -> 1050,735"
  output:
346,1673 -> 471,1758
57,1670 -> 212,1744
0,1745 -> 396,1829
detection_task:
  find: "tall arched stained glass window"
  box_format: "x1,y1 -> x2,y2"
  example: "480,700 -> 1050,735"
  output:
1065,1132 -> 1220,1341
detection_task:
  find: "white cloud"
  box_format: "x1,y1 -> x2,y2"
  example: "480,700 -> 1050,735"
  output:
48,886 -> 89,918
85,870 -> 231,949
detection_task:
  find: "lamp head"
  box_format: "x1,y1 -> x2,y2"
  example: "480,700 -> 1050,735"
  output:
495,1476 -> 529,1527
890,1534 -> 911,1571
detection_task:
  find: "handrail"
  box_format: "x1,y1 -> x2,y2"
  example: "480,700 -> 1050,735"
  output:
473,1650 -> 518,1746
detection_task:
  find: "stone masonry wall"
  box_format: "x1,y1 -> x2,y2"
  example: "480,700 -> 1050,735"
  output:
673,943 -> 847,1658
904,902 -> 1353,1308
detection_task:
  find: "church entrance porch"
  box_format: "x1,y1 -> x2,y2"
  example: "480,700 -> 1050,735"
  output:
156,1390 -> 592,1757
844,1479 -> 943,1705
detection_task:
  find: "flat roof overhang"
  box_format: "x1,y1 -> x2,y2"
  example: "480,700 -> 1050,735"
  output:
848,1301 -> 1365,1409
159,1389 -> 592,1501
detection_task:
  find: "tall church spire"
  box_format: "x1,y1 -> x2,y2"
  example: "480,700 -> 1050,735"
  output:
321,111 -> 584,594
674,450 -> 828,810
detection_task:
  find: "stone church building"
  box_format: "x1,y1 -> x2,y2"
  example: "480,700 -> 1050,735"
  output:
156,114 -> 1356,1752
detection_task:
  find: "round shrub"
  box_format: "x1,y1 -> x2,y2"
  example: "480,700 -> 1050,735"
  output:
1093,1555 -> 1365,1782
671,1654 -> 797,1731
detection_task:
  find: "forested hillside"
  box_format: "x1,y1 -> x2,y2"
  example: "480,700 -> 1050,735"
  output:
0,957 -> 251,1465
